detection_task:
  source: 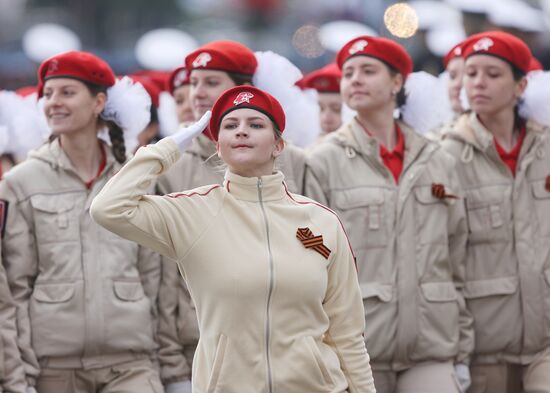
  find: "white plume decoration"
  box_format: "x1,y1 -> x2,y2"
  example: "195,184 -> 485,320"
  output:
402,71 -> 454,136
253,51 -> 321,147
0,91 -> 49,160
101,76 -> 151,153
158,91 -> 180,137
519,71 -> 550,127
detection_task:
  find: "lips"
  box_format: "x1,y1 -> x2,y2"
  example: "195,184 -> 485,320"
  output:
233,144 -> 252,149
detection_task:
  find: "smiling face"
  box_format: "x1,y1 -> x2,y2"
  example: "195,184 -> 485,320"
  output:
216,108 -> 284,177
464,54 -> 527,118
340,56 -> 403,113
189,69 -> 237,119
42,78 -> 105,136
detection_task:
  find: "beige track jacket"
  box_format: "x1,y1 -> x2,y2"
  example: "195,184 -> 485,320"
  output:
90,138 -> 376,393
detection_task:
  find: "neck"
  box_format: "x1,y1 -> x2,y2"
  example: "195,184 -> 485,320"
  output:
356,105 -> 396,149
478,109 -> 517,150
59,126 -> 102,182
229,162 -> 275,179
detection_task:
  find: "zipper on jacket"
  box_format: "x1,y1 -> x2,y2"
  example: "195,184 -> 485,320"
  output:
258,177 -> 275,393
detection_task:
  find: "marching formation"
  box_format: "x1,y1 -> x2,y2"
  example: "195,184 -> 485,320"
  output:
1,26 -> 550,393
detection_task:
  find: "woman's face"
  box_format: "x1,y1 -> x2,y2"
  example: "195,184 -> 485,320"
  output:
447,57 -> 465,114
173,84 -> 195,123
340,56 -> 402,113
464,55 -> 527,118
189,69 -> 236,120
42,78 -> 105,136
217,108 -> 284,177
318,93 -> 342,134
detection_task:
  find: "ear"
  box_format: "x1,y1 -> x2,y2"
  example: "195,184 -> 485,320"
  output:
515,77 -> 528,98
216,142 -> 222,159
272,138 -> 285,159
94,92 -> 107,116
392,73 -> 404,94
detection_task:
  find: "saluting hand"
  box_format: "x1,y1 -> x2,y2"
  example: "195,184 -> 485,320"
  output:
168,111 -> 212,153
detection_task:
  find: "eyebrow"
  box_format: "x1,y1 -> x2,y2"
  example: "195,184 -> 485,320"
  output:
222,116 -> 267,122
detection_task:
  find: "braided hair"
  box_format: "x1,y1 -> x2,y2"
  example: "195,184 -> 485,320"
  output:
86,82 -> 127,164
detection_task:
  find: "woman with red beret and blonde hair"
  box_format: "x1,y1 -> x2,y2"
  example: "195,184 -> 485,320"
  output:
0,51 -> 162,393
305,35 -> 474,393
91,85 -> 376,393
155,39 -> 307,393
442,31 -> 550,393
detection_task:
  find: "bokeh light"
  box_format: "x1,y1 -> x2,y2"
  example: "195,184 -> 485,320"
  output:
384,3 -> 419,39
292,25 -> 325,59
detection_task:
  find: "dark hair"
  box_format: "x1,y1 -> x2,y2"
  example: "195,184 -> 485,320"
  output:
85,82 -> 127,164
227,71 -> 254,86
388,67 -> 408,108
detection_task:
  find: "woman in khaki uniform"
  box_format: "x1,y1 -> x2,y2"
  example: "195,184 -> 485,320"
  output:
156,40 -> 306,393
91,85 -> 375,393
0,51 -> 162,393
305,36 -> 474,393
0,253 -> 26,393
442,31 -> 550,393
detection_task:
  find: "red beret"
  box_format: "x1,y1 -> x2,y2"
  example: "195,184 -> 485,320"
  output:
443,42 -> 464,69
38,51 -> 115,96
336,36 -> 413,79
462,31 -> 532,74
185,40 -> 257,76
129,75 -> 161,108
131,69 -> 171,92
167,66 -> 189,94
296,63 -> 341,93
209,86 -> 285,141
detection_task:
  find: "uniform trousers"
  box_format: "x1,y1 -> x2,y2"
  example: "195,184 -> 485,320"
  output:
36,359 -> 163,393
468,346 -> 550,393
373,361 -> 461,393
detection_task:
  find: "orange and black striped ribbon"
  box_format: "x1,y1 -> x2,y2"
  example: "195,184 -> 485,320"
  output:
296,227 -> 331,260
431,183 -> 458,199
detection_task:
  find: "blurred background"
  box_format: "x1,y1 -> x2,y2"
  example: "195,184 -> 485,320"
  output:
2,0 -> 550,90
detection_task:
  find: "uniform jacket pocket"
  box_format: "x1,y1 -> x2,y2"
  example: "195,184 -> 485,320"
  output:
30,282 -> 85,357
463,277 -> 520,353
30,194 -> 78,244
413,282 -> 459,361
465,187 -> 508,244
333,187 -> 387,248
206,334 -> 227,393
531,180 -> 550,237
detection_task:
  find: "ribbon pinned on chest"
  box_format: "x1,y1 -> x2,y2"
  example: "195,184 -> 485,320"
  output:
431,183 -> 458,200
296,227 -> 331,260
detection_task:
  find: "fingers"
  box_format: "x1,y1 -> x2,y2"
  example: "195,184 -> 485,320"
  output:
186,110 -> 212,136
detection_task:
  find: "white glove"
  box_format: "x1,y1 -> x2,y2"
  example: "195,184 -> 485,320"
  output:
454,363 -> 471,393
164,380 -> 192,393
168,111 -> 211,152
26,387 -> 38,393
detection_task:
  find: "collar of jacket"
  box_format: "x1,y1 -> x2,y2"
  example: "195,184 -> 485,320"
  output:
447,112 -> 547,152
223,170 -> 287,202
333,117 -> 435,168
29,137 -> 117,175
